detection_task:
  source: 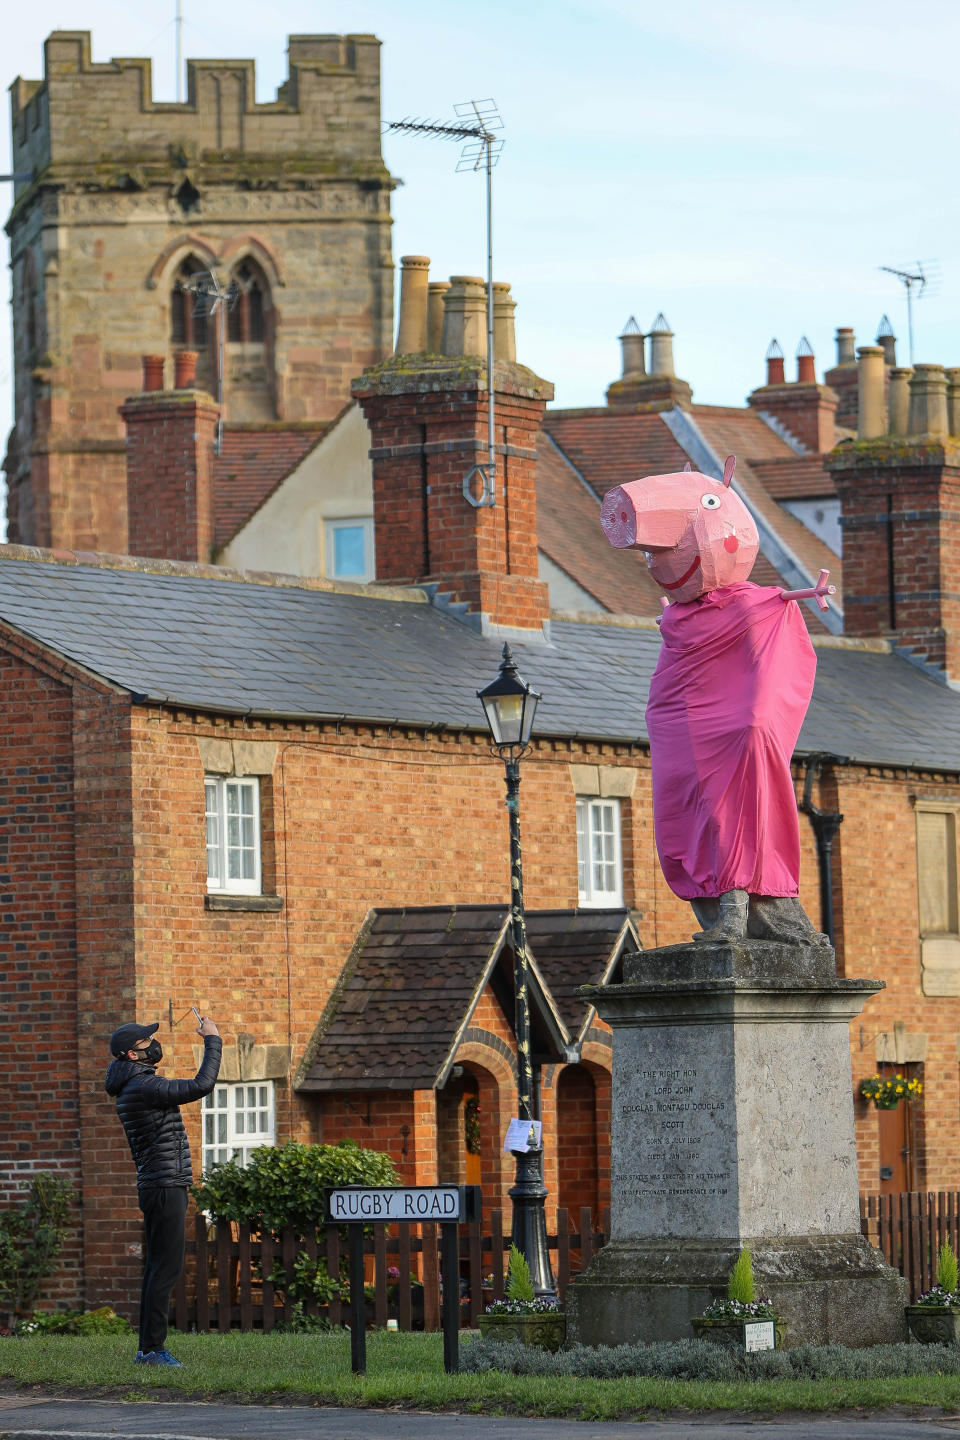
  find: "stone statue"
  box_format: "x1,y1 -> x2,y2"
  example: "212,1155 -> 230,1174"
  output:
600,455 -> 834,945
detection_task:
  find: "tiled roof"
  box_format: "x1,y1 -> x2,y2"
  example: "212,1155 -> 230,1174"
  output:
690,404 -> 797,463
536,437 -> 663,615
211,426 -> 327,549
0,548 -> 958,772
749,457 -> 837,501
543,411 -> 689,499
525,909 -> 637,1041
297,906 -> 568,1092
541,405 -> 838,633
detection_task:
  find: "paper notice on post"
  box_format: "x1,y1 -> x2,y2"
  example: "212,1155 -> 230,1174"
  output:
504,1118 -> 542,1153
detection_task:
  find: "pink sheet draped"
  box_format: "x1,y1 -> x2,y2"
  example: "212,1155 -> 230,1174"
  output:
645,582 -> 817,900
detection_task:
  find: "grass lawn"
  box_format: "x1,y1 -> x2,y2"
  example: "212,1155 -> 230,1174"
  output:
4,1332 -> 960,1419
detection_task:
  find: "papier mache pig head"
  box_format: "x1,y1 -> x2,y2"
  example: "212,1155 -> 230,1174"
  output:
599,455 -> 759,603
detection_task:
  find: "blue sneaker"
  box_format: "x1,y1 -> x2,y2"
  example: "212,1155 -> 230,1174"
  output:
135,1348 -> 183,1367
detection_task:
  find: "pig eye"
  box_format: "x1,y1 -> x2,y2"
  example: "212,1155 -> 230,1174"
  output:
700,493 -> 722,509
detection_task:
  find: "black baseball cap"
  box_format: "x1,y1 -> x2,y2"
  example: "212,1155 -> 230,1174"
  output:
109,1021 -> 159,1057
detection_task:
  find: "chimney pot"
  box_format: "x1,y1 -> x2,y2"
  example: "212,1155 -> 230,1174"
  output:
946,368 -> 960,438
856,345 -> 885,439
174,350 -> 198,389
426,281 -> 450,353
396,255 -> 430,355
492,282 -> 516,363
908,363 -> 949,437
887,367 -> 913,435
441,276 -> 486,358
619,316 -> 646,378
796,337 -> 816,384
835,327 -> 856,365
876,315 -> 897,368
765,338 -> 785,386
648,314 -> 675,376
142,355 -> 165,392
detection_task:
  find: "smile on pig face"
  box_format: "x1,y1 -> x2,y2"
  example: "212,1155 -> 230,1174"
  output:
599,455 -> 759,603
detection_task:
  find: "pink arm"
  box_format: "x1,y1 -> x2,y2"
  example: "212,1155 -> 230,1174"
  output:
781,569 -> 836,612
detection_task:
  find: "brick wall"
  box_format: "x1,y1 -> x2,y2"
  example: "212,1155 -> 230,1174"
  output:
830,440 -> 960,674
5,640 -> 960,1315
747,382 -> 838,453
122,391 -> 219,562
354,360 -> 553,631
0,650 -> 82,1312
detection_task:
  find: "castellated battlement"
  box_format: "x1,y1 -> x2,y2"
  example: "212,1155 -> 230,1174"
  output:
10,29 -> 384,185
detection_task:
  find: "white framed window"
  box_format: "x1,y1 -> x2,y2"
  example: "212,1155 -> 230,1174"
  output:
202,1081 -> 276,1170
326,517 -> 374,582
205,776 -> 261,894
576,797 -> 623,906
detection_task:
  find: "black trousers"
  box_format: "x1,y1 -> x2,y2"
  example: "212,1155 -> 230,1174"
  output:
137,1185 -> 188,1353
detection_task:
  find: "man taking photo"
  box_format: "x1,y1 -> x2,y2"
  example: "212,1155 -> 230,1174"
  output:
105,1013 -> 221,1367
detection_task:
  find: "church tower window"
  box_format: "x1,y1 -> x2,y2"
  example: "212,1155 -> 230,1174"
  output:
171,259 -> 209,348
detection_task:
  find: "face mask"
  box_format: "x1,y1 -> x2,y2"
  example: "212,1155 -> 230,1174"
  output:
137,1040 -> 162,1065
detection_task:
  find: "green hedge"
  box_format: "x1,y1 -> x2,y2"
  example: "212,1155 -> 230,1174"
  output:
190,1139 -> 398,1236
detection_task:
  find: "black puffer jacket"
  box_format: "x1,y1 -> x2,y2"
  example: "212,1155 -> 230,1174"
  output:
105,1036 -> 222,1189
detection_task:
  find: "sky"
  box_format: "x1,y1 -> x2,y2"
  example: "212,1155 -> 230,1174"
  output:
1,0 -> 958,442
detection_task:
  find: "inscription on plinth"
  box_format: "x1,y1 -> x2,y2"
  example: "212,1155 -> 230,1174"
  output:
613,1039 -> 737,1239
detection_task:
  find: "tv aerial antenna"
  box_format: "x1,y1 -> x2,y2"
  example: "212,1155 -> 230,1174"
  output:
384,100 -> 504,508
184,268 -> 239,456
879,261 -> 938,365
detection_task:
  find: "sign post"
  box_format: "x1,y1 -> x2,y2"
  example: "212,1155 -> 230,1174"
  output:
324,1184 -> 481,1375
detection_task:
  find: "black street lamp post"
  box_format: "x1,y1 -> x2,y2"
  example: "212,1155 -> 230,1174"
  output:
477,643 -> 555,1298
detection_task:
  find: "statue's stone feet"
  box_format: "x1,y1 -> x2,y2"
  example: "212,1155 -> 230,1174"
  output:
692,889 -> 748,943
747,895 -> 828,945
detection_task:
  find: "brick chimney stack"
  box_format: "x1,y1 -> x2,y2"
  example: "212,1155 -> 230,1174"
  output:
605,312 -> 693,411
828,358 -> 960,673
352,261 -> 553,636
824,327 -> 859,429
121,354 -> 218,562
747,338 -> 838,453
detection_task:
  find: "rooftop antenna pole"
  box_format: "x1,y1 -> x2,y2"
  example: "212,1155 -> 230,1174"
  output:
184,269 -> 239,456
384,100 -> 504,508
175,0 -> 183,103
880,263 -> 927,365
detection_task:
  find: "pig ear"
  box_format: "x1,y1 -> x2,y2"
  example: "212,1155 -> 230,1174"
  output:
722,455 -> 737,488
683,461 -> 692,472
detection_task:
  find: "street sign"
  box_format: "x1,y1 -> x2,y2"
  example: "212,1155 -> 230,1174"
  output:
322,1184 -> 481,1377
326,1185 -> 470,1222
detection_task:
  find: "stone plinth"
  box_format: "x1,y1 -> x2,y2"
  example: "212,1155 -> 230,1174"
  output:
566,939 -> 907,1347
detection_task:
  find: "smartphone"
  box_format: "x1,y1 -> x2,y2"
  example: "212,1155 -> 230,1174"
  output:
191,1006 -> 203,1023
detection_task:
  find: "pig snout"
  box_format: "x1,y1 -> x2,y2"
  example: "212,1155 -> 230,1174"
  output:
600,483 -> 689,552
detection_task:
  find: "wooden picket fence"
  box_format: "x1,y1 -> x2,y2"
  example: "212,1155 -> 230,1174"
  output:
173,1205 -> 609,1333
172,1192 -> 958,1330
860,1190 -> 960,1301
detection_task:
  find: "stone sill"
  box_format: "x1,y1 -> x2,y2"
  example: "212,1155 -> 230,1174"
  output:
204,893 -> 283,914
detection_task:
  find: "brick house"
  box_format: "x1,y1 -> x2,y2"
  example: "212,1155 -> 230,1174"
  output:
6,27 -> 960,1326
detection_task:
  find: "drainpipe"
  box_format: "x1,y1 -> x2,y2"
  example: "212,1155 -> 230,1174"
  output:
798,754 -> 847,946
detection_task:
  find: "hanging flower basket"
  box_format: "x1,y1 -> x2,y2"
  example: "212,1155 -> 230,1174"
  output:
858,1073 -> 922,1109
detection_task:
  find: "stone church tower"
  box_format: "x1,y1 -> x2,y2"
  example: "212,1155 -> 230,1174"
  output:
4,31 -> 394,551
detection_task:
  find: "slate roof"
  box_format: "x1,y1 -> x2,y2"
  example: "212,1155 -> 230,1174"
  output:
211,425 -> 328,549
524,909 -> 638,1041
297,906 -> 569,1092
0,547 -> 958,772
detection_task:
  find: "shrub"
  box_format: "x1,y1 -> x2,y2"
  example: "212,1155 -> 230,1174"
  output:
15,1305 -> 132,1337
460,1335 -> 960,1380
190,1139 -> 398,1236
506,1245 -> 534,1303
0,1175 -> 75,1320
938,1241 -> 959,1294
727,1248 -> 754,1304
